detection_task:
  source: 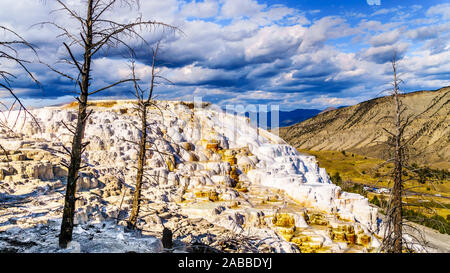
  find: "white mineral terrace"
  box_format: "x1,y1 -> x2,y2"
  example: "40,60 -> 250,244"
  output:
0,100 -> 382,253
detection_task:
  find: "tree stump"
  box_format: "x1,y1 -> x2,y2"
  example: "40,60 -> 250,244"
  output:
162,227 -> 173,249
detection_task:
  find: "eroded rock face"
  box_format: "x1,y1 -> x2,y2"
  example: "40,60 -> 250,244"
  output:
0,100 -> 382,253
0,151 -> 63,182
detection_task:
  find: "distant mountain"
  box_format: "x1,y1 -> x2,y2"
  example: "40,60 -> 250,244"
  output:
279,87 -> 450,169
239,108 -> 321,129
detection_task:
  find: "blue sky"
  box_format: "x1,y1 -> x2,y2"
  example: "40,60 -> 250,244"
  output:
1,0 -> 449,110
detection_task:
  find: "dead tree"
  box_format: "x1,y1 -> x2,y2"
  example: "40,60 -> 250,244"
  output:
372,53 -> 448,252
126,43 -> 158,229
38,0 -> 175,248
0,26 -> 41,152
378,52 -> 417,253
378,53 -> 405,252
126,41 -> 174,229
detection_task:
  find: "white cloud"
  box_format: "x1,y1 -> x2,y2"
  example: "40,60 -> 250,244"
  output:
363,42 -> 410,63
164,62 -> 240,85
427,3 -> 450,20
242,25 -> 304,61
1,0 -> 449,110
298,16 -> 354,52
181,0 -> 219,18
371,8 -> 398,17
405,24 -> 448,41
369,28 -> 402,46
221,0 -> 265,18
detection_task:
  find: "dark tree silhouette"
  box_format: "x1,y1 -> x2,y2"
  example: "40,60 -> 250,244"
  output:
127,42 -> 161,229
378,53 -> 428,252
125,40 -> 177,230
38,0 -> 176,248
368,52 -> 449,252
0,26 -> 41,154
380,53 -> 405,252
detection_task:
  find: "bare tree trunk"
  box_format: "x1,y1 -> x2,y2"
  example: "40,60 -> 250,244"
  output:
42,0 -> 176,248
391,59 -> 403,253
127,42 -> 163,229
59,0 -> 93,248
380,54 -> 406,253
127,105 -> 147,228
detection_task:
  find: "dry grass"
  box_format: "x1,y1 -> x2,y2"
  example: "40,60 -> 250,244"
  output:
63,100 -> 119,109
299,149 -> 450,219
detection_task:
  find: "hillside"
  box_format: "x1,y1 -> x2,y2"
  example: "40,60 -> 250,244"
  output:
279,87 -> 450,169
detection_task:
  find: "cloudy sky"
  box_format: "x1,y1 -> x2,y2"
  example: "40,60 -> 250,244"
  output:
1,0 -> 449,110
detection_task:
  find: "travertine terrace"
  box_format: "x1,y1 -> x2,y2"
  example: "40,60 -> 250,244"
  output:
0,100 -> 381,253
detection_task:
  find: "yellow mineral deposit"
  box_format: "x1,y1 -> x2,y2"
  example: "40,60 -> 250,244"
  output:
290,228 -> 332,253
272,213 -> 296,241
194,190 -> 220,202
235,182 -> 248,193
272,213 -> 295,228
230,166 -> 239,180
206,142 -> 219,151
180,142 -> 193,151
307,212 -> 329,226
221,149 -> 237,166
201,138 -> 219,151
357,234 -> 372,246
165,155 -> 176,172
266,194 -> 279,203
227,200 -> 240,209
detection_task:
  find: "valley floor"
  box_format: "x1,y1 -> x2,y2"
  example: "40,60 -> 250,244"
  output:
299,149 -> 450,251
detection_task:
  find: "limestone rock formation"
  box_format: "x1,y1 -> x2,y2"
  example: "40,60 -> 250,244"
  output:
0,100 -> 384,253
